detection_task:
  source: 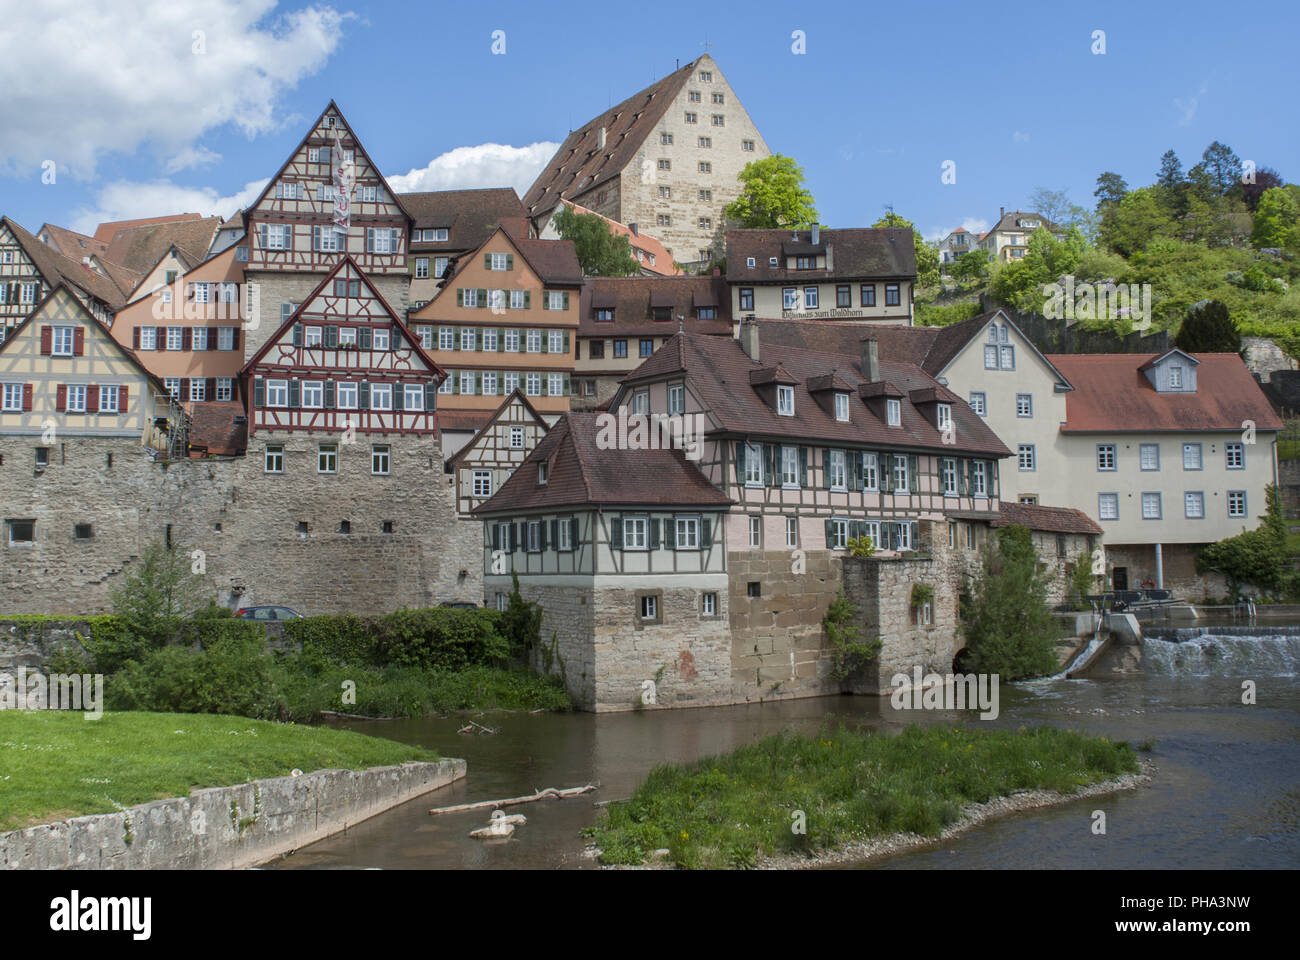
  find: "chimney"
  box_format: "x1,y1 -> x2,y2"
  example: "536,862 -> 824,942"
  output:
811,223 -> 820,245
861,338 -> 879,382
740,315 -> 760,361
598,126 -> 607,150
1000,206 -> 1005,220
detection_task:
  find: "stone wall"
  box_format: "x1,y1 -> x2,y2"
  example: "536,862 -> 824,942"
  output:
524,584 -> 596,709
1104,543 -> 1227,601
1242,337 -> 1296,382
0,432 -> 480,616
0,759 -> 465,870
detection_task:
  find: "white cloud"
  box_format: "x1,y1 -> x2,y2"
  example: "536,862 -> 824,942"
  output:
386,142 -> 560,197
69,178 -> 269,233
1012,130 -> 1030,144
0,0 -> 349,177
1175,83 -> 1208,127
164,146 -> 223,174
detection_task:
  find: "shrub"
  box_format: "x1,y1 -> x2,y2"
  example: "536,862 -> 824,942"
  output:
961,525 -> 1059,680
374,607 -> 509,671
1196,484 -> 1286,595
499,571 -> 543,658
286,614 -> 381,665
175,618 -> 266,650
109,540 -> 213,648
823,593 -> 882,681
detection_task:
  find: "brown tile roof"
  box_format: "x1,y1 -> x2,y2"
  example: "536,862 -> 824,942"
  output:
95,258 -> 145,298
2,216 -> 126,309
548,201 -> 682,276
187,401 -> 247,456
92,213 -> 204,244
102,216 -> 221,275
986,210 -> 1062,236
1046,352 -> 1283,433
624,332 -> 1011,457
511,236 -> 583,285
725,227 -> 917,283
438,410 -> 495,433
38,224 -> 109,261
400,188 -> 527,252
578,275 -> 732,337
472,412 -> 733,514
520,58 -> 702,216
993,501 -> 1103,536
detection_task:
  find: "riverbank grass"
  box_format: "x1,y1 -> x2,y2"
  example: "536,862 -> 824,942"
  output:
0,711 -> 437,831
588,724 -> 1139,869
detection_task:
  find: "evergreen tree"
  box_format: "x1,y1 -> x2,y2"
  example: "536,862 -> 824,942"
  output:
1094,171 -> 1129,211
1175,299 -> 1239,353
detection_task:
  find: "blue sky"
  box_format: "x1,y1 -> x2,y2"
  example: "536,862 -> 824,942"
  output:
2,0 -> 1295,240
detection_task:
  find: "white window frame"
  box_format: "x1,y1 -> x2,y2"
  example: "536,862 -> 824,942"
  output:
1225,442 -> 1245,470
781,445 -> 800,487
510,426 -> 525,449
65,384 -> 87,412
886,398 -> 901,426
969,392 -> 986,416
623,516 -> 648,550
1097,444 -> 1117,471
1140,443 -> 1160,471
942,458 -> 957,496
675,516 -> 700,549
264,444 -> 284,473
1185,491 -> 1205,519
1015,394 -> 1033,418
748,516 -> 761,548
835,393 -> 849,422
1017,444 -> 1035,471
473,470 -> 492,498
337,382 -> 358,409
744,442 -> 763,485
829,449 -> 847,491
777,384 -> 795,416
1141,492 -> 1162,520
370,383 -> 392,410
372,445 -> 390,476
1227,490 -> 1247,518
1183,443 -> 1203,471
1098,493 -> 1119,521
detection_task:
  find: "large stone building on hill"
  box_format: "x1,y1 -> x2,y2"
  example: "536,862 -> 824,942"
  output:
522,55 -> 771,268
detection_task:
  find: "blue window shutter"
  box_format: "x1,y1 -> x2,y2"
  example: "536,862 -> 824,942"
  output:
823,448 -> 832,489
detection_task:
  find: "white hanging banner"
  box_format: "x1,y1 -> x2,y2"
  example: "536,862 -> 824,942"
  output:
333,126 -> 354,233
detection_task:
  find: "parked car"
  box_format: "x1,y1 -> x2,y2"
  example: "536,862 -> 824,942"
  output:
235,605 -> 302,621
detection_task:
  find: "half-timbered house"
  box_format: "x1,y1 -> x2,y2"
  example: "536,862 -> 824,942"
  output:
444,389 -> 550,517
1,217 -> 125,339
240,100 -> 413,359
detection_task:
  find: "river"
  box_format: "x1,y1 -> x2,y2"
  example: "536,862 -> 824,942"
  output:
269,628 -> 1300,870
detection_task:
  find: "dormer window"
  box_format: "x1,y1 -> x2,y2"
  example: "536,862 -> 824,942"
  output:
1169,366 -> 1182,389
746,257 -> 755,267
834,393 -> 849,422
769,257 -> 778,266
887,398 -> 901,426
937,404 -> 952,432
777,385 -> 795,416
538,461 -> 549,485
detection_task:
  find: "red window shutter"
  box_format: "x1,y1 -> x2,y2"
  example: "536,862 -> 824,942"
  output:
40,325 -> 51,355
207,377 -> 216,400
118,385 -> 128,410
180,377 -> 189,401
56,384 -> 66,412
182,327 -> 192,351
156,326 -> 167,350
22,383 -> 33,411
132,327 -> 140,349
87,384 -> 99,413
73,326 -> 85,356
208,326 -> 218,351
232,328 -> 240,351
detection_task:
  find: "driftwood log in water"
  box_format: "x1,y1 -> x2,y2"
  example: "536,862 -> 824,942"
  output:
429,784 -> 597,816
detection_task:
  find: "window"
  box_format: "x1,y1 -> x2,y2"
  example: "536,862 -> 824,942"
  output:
298,380 -> 321,408
265,445 -> 284,473
139,327 -> 157,350
99,384 -> 120,412
675,516 -> 700,549
828,518 -> 849,550
7,520 -> 35,544
262,223 -> 291,249
780,445 -> 800,486
744,442 -> 763,485
503,372 -> 520,394
503,328 -> 520,352
526,373 -> 541,396
937,404 -> 952,433
698,137 -> 711,148
481,329 -> 498,352
1017,444 -> 1035,471
415,258 -> 429,279
371,383 -> 392,410
777,384 -> 795,416
835,393 -> 849,422
1228,490 -> 1247,518
835,285 -> 851,308
510,426 -> 525,448
828,449 -> 847,490
1097,444 -> 1116,471
668,383 -> 685,415
547,291 -> 566,311
337,381 -> 357,408
364,443 -> 388,476
190,327 -> 209,351
1000,345 -> 1015,370
624,517 -> 648,549
699,161 -> 711,173
460,372 -> 476,395
942,458 -> 958,496
863,453 -> 878,491
547,373 -> 564,397
372,328 -> 389,350
1099,493 -> 1119,520
266,380 -> 288,407
861,284 -> 876,307
1142,492 -> 1162,519
748,516 -> 761,548
65,385 -> 86,412
699,189 -> 712,202
969,392 -> 986,416
557,517 -> 573,551
699,217 -> 713,231
613,340 -> 627,358
52,327 -> 75,356
1185,491 -> 1205,518
189,379 -> 206,402
804,287 -> 819,308
660,133 -> 673,145
702,592 -> 717,616
640,595 -> 658,621
1226,442 -> 1245,469
885,283 -> 901,306
218,327 -> 235,350
34,448 -> 48,468
164,378 -> 181,400
783,288 -> 800,310
1015,394 -> 1033,418
1140,444 -> 1160,471
628,389 -> 649,416
784,517 -> 798,548
473,470 -> 492,498
2,383 -> 22,411
711,114 -> 724,126
639,338 -> 654,358
404,383 -> 424,410
73,523 -> 93,541
893,455 -> 910,491
658,186 -> 671,200
1169,366 -> 1183,389
482,371 -> 498,395
684,111 -> 697,123
526,521 -> 542,552
971,461 -> 987,497
1183,443 -> 1202,470
886,398 -> 901,426
742,140 -> 755,152
318,443 -> 338,473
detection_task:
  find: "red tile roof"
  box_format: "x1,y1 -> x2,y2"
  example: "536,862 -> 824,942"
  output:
578,275 -> 732,337
726,227 -> 917,283
550,201 -> 681,275
187,401 -> 247,456
93,213 -> 204,244
993,501 -> 1102,536
400,187 -> 527,252
1046,352 -> 1283,433
472,412 -> 733,513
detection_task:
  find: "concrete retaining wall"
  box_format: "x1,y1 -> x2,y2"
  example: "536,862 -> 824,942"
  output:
0,758 -> 466,870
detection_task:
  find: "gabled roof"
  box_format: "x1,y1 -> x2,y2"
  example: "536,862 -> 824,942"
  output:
241,256 -> 445,380
1047,352 -> 1282,433
725,227 -> 917,283
401,188 -> 526,251
102,216 -> 221,274
578,275 -> 731,337
92,256 -> 145,298
432,226 -> 582,293
1138,348 -> 1199,372
0,283 -> 167,396
993,501 -> 1103,536
986,210 -> 1062,235
520,57 -> 704,216
243,99 -> 413,225
472,412 -> 733,514
38,223 -> 109,261
622,332 -> 1011,457
444,388 -> 551,471
93,213 -> 203,244
2,216 -> 126,309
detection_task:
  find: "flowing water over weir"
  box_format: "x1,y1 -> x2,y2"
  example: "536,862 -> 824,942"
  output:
271,623 -> 1300,871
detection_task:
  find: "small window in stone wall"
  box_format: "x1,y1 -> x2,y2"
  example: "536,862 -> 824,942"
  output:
73,524 -> 93,540
635,590 -> 663,628
35,447 -> 49,468
339,520 -> 352,535
297,521 -> 308,537
105,452 -> 112,468
701,592 -> 718,617
382,521 -> 395,534
747,581 -> 761,598
7,519 -> 35,544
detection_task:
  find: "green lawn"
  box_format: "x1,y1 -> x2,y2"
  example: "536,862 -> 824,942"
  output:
588,724 -> 1139,869
0,711 -> 437,831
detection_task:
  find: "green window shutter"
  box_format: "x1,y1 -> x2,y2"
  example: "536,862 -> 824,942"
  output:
476,371 -> 483,394
491,524 -> 501,551
425,381 -> 437,411
292,323 -> 303,347
700,515 -> 712,549
324,380 -> 335,409
506,254 -> 514,271
665,517 -> 676,549
393,384 -> 405,411
289,379 -> 300,409
649,518 -> 661,549
850,450 -> 862,490
570,517 -> 578,547
610,515 -> 623,550
325,325 -> 339,349
563,330 -> 570,354
452,372 -> 460,394
457,289 -> 463,307
524,291 -> 531,310
881,453 -> 892,492
539,523 -> 547,551
494,329 -> 503,352
799,446 -> 808,487
549,519 -> 558,547
540,332 -> 549,354
253,377 -> 265,407
477,288 -> 486,308
541,291 -> 548,311
765,444 -> 775,487
359,381 -> 370,409
563,292 -> 570,310
358,326 -> 372,350
484,253 -> 492,270
735,441 -> 746,483
908,455 -> 919,493
825,518 -> 835,548
563,373 -> 571,396
910,521 -> 920,549
822,448 -> 832,489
